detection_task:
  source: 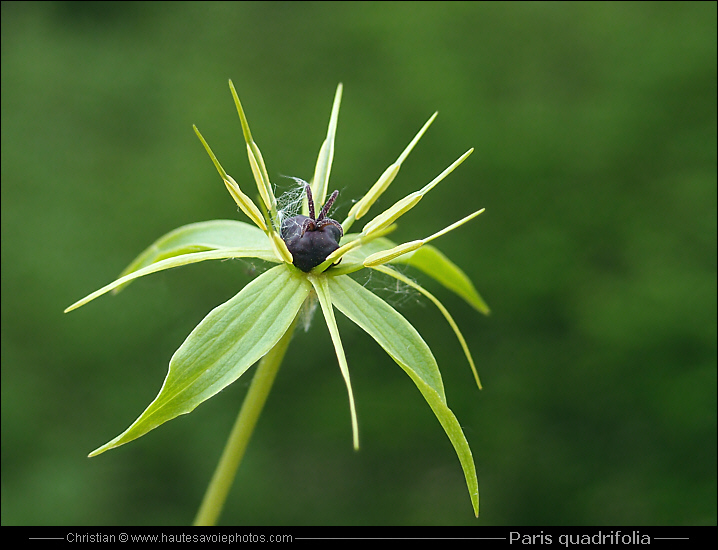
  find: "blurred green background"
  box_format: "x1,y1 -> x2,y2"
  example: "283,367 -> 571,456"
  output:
2,1 -> 715,526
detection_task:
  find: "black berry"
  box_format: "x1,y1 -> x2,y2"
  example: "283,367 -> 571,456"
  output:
280,183 -> 343,272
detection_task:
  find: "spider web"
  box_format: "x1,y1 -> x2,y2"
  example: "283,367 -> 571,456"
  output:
357,264 -> 424,310
274,176 -> 310,230
297,268 -> 423,333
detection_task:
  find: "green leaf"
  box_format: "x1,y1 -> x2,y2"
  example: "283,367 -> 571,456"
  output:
328,274 -> 445,400
328,274 -> 479,516
310,274 -> 359,449
65,247 -> 277,313
114,220 -> 272,292
89,264 -> 311,456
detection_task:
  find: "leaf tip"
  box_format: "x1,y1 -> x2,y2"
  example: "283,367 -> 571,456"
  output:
87,447 -> 104,458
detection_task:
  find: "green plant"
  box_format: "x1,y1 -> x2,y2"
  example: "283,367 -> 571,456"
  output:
65,81 -> 489,524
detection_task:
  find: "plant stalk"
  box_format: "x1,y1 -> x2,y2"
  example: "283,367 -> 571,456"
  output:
193,320 -> 297,526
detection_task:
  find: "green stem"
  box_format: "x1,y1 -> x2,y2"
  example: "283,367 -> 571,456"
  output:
193,320 -> 297,526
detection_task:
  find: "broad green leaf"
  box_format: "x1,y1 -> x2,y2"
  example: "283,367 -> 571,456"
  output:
115,220 -> 272,293
403,369 -> 479,517
328,274 -> 445,403
89,264 -> 311,456
65,247 -> 278,313
310,274 -> 359,449
340,240 -> 484,387
328,274 -> 478,516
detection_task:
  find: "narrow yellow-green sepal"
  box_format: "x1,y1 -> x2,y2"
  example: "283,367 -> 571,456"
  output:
311,83 -> 343,208
361,149 -> 474,237
194,125 -> 268,232
361,193 -> 423,238
344,111 -> 438,231
246,143 -> 275,213
194,125 -> 228,181
229,79 -> 253,145
224,176 -> 267,231
363,240 -> 423,267
310,274 -> 360,450
363,209 -> 485,267
269,231 -> 293,265
229,79 -> 276,215
311,238 -> 363,274
349,163 -> 400,222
